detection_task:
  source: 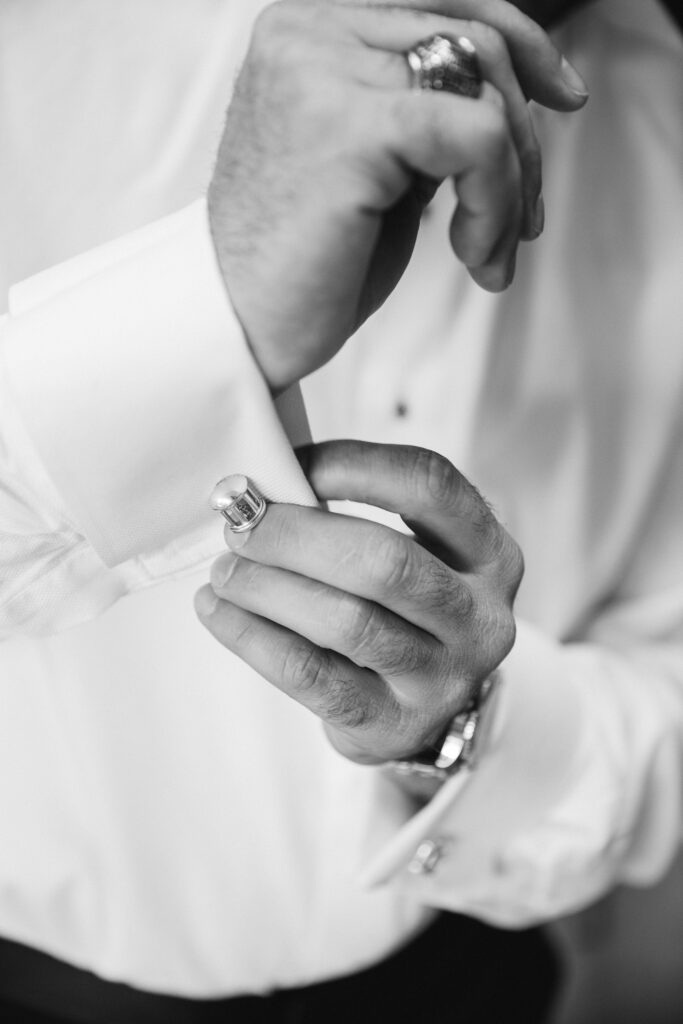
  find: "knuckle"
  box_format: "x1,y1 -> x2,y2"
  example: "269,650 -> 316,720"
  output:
323,679 -> 374,730
282,640 -> 329,696
448,580 -> 475,622
337,597 -> 423,675
364,532 -> 414,595
418,556 -> 457,614
249,4 -> 346,130
281,641 -> 373,730
337,596 -> 380,654
373,627 -> 426,678
390,637 -> 428,678
414,448 -> 461,511
469,22 -> 507,63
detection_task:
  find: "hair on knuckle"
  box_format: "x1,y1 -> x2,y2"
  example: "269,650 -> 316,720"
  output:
415,557 -> 453,615
346,605 -> 414,675
414,448 -> 459,510
382,631 -> 429,679
322,677 -> 373,730
282,641 -> 329,696
337,595 -> 429,679
450,581 -> 475,621
366,533 -> 413,594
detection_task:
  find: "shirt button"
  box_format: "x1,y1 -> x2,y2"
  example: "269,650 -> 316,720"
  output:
408,839 -> 444,875
394,401 -> 409,418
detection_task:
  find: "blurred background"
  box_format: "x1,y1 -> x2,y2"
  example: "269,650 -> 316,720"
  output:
550,851 -> 683,1023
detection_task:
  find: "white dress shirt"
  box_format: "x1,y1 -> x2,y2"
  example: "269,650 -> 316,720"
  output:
0,0 -> 682,999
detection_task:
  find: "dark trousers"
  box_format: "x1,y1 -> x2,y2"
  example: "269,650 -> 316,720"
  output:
0,914 -> 561,1024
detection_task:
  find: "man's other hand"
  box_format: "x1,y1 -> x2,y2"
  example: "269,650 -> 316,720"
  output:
208,0 -> 588,393
196,441 -> 523,766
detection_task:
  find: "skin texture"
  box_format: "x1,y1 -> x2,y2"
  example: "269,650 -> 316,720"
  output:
196,442 -> 524,765
198,3 -> 589,766
208,0 -> 588,393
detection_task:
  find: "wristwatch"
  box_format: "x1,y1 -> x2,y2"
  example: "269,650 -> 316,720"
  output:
390,672 -> 501,783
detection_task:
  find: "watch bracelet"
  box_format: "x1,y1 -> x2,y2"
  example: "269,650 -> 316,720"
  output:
388,672 -> 501,782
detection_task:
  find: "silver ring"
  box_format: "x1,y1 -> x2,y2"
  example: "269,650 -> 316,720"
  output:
406,35 -> 482,99
210,474 -> 267,533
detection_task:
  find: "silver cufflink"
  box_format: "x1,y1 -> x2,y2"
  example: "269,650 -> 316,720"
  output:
210,474 -> 267,533
408,838 -> 448,876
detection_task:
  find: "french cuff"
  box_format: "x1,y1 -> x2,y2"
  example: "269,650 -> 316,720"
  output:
359,620 -> 582,909
3,199 -> 316,567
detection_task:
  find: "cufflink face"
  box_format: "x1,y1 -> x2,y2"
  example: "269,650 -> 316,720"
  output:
210,474 -> 267,533
408,838 -> 451,875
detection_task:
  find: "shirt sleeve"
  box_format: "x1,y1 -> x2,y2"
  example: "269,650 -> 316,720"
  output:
0,199 -> 316,638
360,417 -> 683,925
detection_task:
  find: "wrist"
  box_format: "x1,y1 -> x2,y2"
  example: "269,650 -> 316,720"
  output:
206,188 -> 302,397
385,673 -> 502,802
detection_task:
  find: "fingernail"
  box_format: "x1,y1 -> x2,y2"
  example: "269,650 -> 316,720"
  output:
224,525 -> 249,551
560,57 -> 589,98
532,193 -> 545,237
210,553 -> 238,591
194,586 -> 219,619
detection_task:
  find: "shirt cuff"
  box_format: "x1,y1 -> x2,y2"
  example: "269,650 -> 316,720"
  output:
359,619 -> 583,920
3,199 -> 316,568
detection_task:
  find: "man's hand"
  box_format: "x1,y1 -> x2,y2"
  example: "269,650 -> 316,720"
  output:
195,441 -> 523,766
208,0 -> 588,393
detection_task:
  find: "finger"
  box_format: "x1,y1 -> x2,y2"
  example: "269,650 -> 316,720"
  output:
375,86 -> 522,285
333,0 -> 589,110
208,553 -> 444,690
194,586 -> 401,759
300,440 -> 508,570
345,19 -> 543,241
447,82 -> 523,288
223,503 -> 473,641
458,25 -> 543,240
453,157 -> 521,291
